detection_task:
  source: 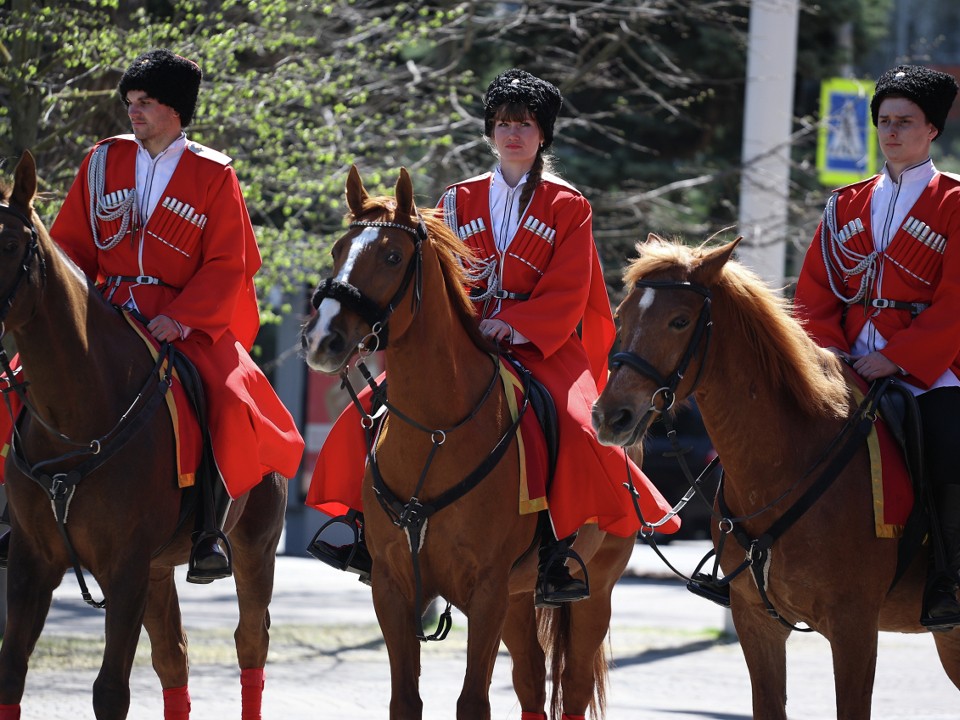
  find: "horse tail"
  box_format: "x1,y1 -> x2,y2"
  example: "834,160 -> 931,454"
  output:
539,605 -> 608,720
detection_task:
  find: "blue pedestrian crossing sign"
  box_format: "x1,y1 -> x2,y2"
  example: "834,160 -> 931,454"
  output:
817,77 -> 877,187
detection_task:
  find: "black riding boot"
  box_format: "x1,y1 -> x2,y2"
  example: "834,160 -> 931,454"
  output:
307,510 -> 372,586
0,528 -> 8,569
921,484 -> 960,630
535,528 -> 589,609
0,503 -> 10,569
186,477 -> 233,584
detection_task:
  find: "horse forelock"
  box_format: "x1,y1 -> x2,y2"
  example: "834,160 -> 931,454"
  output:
346,195 -> 486,347
625,238 -> 849,419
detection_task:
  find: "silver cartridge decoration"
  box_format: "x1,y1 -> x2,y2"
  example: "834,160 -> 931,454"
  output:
511,214 -> 557,274
457,217 -> 487,241
521,214 -> 557,244
885,215 -> 946,286
149,196 -> 208,258
836,217 -> 866,243
903,216 -> 946,253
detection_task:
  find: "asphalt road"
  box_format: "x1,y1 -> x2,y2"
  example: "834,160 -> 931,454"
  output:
6,540 -> 959,719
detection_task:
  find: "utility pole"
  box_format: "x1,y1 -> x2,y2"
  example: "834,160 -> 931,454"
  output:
736,0 -> 800,288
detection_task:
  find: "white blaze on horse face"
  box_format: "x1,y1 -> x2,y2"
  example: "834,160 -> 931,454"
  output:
313,226 -> 381,340
633,286 -> 656,338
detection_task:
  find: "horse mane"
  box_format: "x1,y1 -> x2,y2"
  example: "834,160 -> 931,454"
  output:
625,239 -> 850,419
350,195 -> 492,351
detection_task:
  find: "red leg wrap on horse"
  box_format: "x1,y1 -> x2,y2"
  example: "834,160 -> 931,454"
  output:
520,713 -> 547,720
0,704 -> 21,720
240,667 -> 265,720
561,715 -> 586,720
162,685 -> 191,720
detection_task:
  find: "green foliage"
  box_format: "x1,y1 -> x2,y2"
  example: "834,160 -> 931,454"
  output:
0,0 -> 898,312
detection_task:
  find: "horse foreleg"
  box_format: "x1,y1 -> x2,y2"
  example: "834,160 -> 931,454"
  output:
826,624 -> 878,720
730,593 -> 791,720
94,563 -> 152,720
143,565 -> 189,719
457,579 -> 510,720
502,591 -> 547,715
0,545 -> 59,710
229,474 -> 286,720
372,571 -> 424,719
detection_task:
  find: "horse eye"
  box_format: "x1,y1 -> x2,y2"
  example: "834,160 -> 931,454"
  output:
1,238 -> 19,256
669,316 -> 690,330
385,250 -> 403,266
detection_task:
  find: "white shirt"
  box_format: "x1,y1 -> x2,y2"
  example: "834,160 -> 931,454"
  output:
487,166 -> 531,344
854,157 -> 957,394
129,132 -> 191,337
135,133 -> 187,225
489,166 -> 529,252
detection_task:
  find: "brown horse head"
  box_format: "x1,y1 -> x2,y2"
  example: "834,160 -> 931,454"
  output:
0,151 -> 49,332
593,234 -> 848,448
592,235 -> 738,446
302,165 -> 482,374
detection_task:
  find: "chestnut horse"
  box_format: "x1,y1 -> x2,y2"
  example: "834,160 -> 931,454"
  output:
0,151 -> 287,720
592,235 -> 960,719
300,166 -> 635,720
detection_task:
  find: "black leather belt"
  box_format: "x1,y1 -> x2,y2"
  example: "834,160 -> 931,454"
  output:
869,298 -> 928,316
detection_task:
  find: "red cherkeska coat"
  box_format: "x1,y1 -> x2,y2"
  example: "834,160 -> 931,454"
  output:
50,135 -> 303,496
307,172 -> 679,539
795,171 -> 960,390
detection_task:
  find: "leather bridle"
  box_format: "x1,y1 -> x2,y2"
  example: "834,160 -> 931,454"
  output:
608,278 -> 713,444
310,218 -> 427,351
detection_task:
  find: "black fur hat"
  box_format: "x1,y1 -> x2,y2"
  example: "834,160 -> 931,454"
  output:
871,65 -> 958,140
118,49 -> 202,127
483,69 -> 563,148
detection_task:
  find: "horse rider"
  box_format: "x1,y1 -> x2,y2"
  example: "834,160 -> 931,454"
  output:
0,49 -> 304,583
794,64 -> 960,630
306,69 -> 679,607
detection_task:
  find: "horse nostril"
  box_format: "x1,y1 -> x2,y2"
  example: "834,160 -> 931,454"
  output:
610,408 -> 635,434
326,331 -> 345,355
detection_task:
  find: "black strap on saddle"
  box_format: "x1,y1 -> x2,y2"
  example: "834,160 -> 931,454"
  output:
876,378 -> 929,591
152,342 -> 231,562
504,354 -> 558,482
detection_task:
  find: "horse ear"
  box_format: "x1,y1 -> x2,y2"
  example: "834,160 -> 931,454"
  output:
12,150 -> 37,209
394,167 -> 416,222
691,237 -> 741,284
645,232 -> 663,244
345,164 -> 368,217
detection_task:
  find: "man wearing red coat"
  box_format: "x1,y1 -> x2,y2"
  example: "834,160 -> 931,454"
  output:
795,64 -> 960,629
9,50 -> 305,585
